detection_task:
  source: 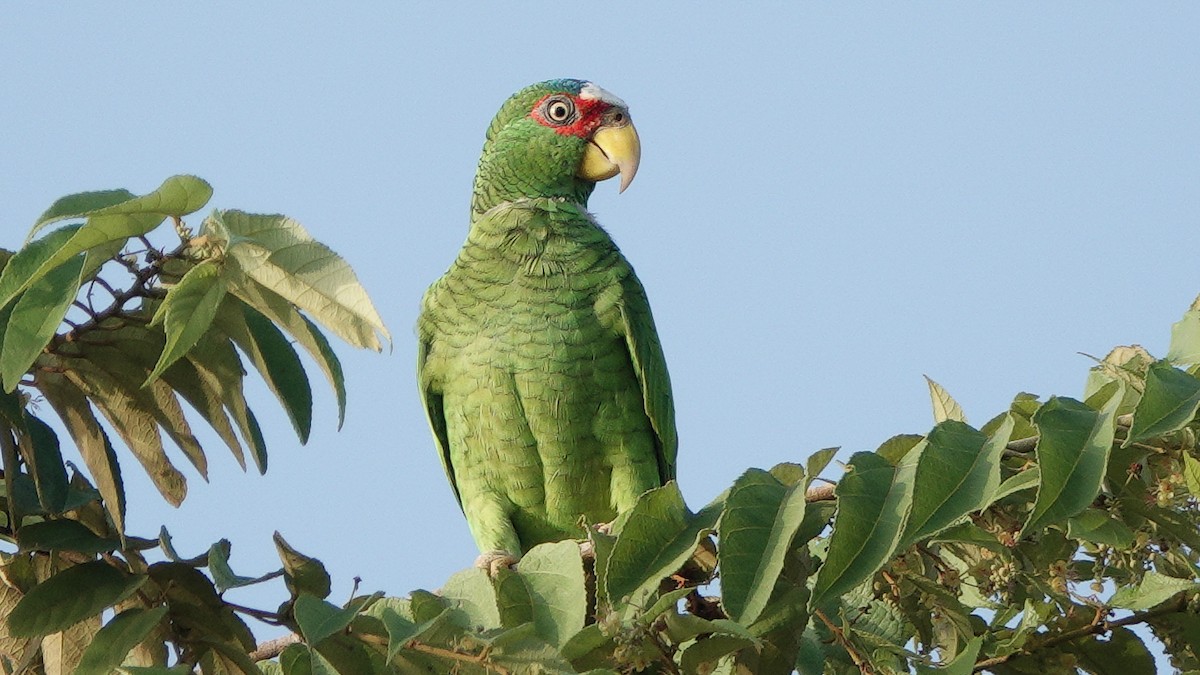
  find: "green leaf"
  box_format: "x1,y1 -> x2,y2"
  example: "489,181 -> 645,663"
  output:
0,224 -> 82,314
1023,393 -> 1120,535
719,468 -> 808,625
1066,509 -> 1136,548
604,482 -> 719,610
874,434 -> 924,464
36,372 -> 126,534
212,210 -> 389,350
8,561 -> 146,638
56,359 -> 187,506
216,302 -> 312,443
1126,361 -> 1200,445
811,452 -> 910,606
184,331 -> 266,471
926,376 -> 967,423
991,466 -> 1040,502
32,188 -> 136,232
74,336 -> 209,480
294,594 -> 370,645
223,280 -> 347,428
1183,452 -> 1200,498
0,254 -> 84,391
24,414 -> 69,514
899,418 -> 1006,547
1076,626 -> 1157,675
274,532 -> 331,599
916,635 -> 982,675
16,519 -> 119,554
806,446 -> 839,481
30,176 -> 211,239
439,567 -> 502,630
207,540 -> 260,593
146,261 -> 227,384
516,540 -> 587,647
1168,308 -> 1200,365
1109,572 -> 1200,610
74,607 -> 169,675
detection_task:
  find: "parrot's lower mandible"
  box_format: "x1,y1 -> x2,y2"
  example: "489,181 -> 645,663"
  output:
417,79 -> 676,572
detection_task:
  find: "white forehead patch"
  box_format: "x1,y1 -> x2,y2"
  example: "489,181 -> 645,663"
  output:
579,82 -> 627,109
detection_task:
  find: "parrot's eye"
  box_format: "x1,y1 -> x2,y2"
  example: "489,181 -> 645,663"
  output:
543,97 -> 576,125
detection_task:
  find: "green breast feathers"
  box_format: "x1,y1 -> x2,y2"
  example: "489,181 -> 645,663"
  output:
417,79 -> 675,572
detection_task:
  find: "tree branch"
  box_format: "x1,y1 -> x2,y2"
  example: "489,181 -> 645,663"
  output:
972,594 -> 1189,672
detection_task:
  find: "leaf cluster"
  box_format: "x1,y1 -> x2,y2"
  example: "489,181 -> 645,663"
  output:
0,179 -> 1198,675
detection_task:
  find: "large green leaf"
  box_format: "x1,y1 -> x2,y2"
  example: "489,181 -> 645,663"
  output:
146,260 -> 227,384
898,418 -> 1006,548
74,607 -> 168,675
1076,626 -> 1157,675
216,302 -> 312,443
7,561 -> 146,638
209,210 -> 389,350
36,370 -> 126,534
74,336 -> 208,479
604,482 -> 719,610
23,414 -> 69,514
0,254 -> 84,391
27,175 -> 212,242
31,189 -> 136,233
440,568 -> 502,631
294,594 -> 378,646
718,467 -> 808,625
1109,572 -> 1200,610
1023,393 -> 1120,535
16,519 -> 120,554
515,540 -> 587,647
73,326 -> 208,478
1126,361 -> 1200,445
1167,308 -> 1200,365
57,358 -> 187,505
222,275 -> 347,427
811,452 -> 910,607
0,224 -> 82,311
184,331 -> 266,471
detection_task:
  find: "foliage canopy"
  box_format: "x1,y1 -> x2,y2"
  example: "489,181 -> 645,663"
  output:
0,178 -> 1197,674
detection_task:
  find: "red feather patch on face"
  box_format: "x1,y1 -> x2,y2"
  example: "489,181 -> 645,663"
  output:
529,93 -> 612,138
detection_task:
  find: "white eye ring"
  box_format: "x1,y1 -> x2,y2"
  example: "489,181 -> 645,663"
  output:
544,97 -> 575,124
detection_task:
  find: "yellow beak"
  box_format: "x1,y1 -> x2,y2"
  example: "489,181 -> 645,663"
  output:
578,120 -> 641,193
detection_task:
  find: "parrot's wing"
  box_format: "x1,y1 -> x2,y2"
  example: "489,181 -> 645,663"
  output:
617,274 -> 677,483
417,336 -> 463,510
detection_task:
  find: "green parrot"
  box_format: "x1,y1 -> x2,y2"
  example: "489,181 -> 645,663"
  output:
417,79 -> 676,571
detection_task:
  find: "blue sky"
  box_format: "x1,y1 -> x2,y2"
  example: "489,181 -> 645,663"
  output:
3,3 -> 1198,642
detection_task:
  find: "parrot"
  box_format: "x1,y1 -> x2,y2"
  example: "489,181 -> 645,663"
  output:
417,79 -> 676,572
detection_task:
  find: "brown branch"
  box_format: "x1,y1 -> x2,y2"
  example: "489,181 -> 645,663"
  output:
405,642 -> 511,674
814,608 -> 875,674
972,594 -> 1189,672
248,633 -> 301,662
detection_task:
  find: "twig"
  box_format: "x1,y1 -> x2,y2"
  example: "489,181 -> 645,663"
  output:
814,608 -> 875,674
405,642 -> 512,674
248,633 -> 301,662
971,594 -> 1188,672
225,601 -> 283,625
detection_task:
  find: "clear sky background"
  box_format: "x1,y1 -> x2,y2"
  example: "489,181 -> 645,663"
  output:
2,3 -> 1198,643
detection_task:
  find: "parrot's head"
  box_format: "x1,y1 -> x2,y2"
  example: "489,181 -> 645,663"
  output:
472,79 -> 640,212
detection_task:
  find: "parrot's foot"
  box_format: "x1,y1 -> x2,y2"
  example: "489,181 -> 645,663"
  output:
594,521 -> 614,535
475,550 -> 519,577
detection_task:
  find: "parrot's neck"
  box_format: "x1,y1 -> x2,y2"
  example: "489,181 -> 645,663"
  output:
470,145 -> 596,216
